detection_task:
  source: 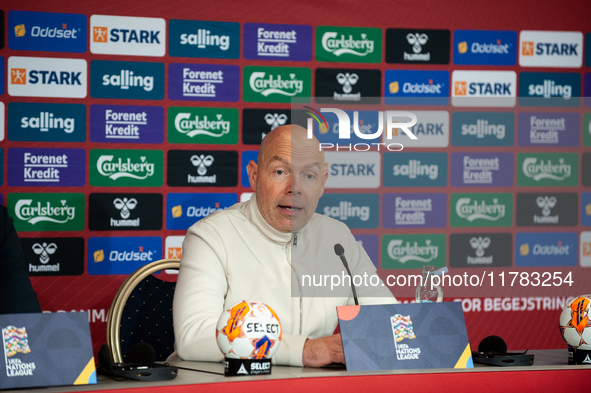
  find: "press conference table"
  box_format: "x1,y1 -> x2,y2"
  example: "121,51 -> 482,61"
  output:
5,350 -> 591,393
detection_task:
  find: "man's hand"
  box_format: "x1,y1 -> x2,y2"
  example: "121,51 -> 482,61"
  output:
302,334 -> 344,367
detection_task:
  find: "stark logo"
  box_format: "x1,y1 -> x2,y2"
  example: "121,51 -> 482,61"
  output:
93,26 -> 108,42
264,113 -> 288,130
336,73 -> 358,93
11,68 -> 27,84
167,247 -> 182,259
407,33 -> 428,53
454,81 -> 467,96
469,237 -> 490,257
522,41 -> 534,56
113,197 -> 137,219
32,242 -> 57,264
191,154 -> 214,175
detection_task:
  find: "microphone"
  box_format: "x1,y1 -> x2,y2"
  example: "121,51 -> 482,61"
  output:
334,244 -> 358,306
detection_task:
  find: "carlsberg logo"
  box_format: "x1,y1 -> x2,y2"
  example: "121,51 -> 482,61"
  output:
97,155 -> 155,180
15,199 -> 76,225
522,157 -> 571,181
456,198 -> 505,221
174,113 -> 230,138
249,72 -> 303,96
322,32 -> 374,57
387,239 -> 438,263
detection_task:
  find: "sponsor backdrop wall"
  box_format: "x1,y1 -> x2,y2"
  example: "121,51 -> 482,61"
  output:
1,0 -> 590,356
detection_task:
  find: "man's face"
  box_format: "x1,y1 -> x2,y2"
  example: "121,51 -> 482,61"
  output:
248,126 -> 328,233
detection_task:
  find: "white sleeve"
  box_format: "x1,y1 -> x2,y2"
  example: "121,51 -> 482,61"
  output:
173,221 -> 228,362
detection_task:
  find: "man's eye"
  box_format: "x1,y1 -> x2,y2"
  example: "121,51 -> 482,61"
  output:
275,170 -> 284,175
305,173 -> 315,180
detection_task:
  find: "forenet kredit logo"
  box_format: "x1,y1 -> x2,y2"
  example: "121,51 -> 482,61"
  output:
15,199 -> 76,225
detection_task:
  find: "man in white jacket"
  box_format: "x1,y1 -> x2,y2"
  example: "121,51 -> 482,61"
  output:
172,124 -> 396,367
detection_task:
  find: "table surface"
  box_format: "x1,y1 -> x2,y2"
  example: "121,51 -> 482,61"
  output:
4,349 -> 591,393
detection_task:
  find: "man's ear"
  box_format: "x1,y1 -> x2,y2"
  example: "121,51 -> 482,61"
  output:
247,160 -> 258,191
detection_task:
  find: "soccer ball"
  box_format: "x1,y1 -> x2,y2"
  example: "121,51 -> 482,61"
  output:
216,301 -> 282,359
559,295 -> 591,349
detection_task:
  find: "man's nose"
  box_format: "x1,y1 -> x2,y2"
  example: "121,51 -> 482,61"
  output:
288,174 -> 301,195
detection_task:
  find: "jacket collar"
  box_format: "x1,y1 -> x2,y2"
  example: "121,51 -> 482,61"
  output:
245,194 -> 293,245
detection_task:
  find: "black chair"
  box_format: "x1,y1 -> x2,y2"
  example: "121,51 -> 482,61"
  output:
106,259 -> 180,363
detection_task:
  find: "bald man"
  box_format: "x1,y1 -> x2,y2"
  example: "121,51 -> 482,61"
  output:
172,125 -> 395,367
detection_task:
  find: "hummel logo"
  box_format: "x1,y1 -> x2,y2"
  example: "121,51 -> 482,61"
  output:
406,33 -> 428,53
113,197 -> 138,219
32,242 -> 58,264
191,154 -> 214,175
470,237 -> 491,257
264,113 -> 288,130
336,73 -> 358,93
536,196 -> 557,217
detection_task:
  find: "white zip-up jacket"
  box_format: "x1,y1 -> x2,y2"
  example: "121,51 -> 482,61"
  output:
171,194 -> 396,366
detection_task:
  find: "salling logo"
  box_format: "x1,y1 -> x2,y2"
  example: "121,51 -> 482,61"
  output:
529,115 -> 565,144
112,197 -> 139,227
387,239 -> 438,263
97,155 -> 155,180
522,157 -> 571,181
461,118 -> 505,139
335,73 -> 360,101
468,237 -> 492,265
322,32 -> 374,57
462,155 -> 499,184
102,69 -> 154,91
528,79 -> 571,99
265,113 -> 288,130
189,154 -> 216,183
90,15 -> 166,56
182,67 -> 223,98
20,111 -> 75,133
393,159 -> 438,180
249,72 -> 303,96
394,197 -> 432,225
32,242 -> 57,264
322,201 -> 370,221
456,198 -> 505,222
405,33 -> 429,60
174,113 -> 230,138
180,28 -> 229,50
534,196 -> 558,224
15,199 -> 76,225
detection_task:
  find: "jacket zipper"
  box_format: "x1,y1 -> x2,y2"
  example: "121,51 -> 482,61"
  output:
287,234 -> 302,335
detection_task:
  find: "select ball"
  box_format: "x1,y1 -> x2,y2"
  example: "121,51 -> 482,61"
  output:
216,301 -> 282,359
